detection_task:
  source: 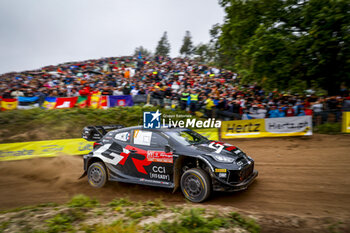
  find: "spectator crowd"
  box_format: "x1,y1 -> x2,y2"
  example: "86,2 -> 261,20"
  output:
1,56 -> 349,124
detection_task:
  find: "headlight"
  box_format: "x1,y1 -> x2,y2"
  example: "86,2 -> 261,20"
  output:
210,154 -> 234,163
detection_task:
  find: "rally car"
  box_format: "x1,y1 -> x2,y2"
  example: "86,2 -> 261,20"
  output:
81,125 -> 258,202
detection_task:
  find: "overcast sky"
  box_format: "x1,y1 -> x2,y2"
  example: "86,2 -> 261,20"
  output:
0,0 -> 225,74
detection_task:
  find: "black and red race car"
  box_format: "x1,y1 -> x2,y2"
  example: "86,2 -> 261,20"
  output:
81,125 -> 258,202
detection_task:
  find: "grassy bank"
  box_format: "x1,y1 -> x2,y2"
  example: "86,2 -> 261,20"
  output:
0,107 -> 192,143
0,194 -> 260,233
314,122 -> 342,134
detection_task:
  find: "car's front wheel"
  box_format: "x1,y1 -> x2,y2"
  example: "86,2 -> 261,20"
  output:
180,168 -> 211,202
87,162 -> 107,188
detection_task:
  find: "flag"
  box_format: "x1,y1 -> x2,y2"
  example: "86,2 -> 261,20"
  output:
1,98 -> 18,111
55,97 -> 77,109
43,97 -> 57,110
109,95 -> 134,107
77,96 -> 88,108
17,96 -> 39,109
99,96 -> 108,109
88,95 -> 101,109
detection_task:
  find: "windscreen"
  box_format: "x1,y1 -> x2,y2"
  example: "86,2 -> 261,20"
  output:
166,130 -> 209,145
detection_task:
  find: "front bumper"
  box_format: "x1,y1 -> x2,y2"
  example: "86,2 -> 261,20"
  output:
212,170 -> 258,192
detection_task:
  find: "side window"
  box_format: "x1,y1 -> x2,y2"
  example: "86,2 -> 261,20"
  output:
150,133 -> 168,147
114,131 -> 131,143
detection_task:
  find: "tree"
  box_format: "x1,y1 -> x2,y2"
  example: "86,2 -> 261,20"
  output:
180,31 -> 194,57
194,43 -> 210,62
218,0 -> 350,94
133,46 -> 152,57
155,31 -> 171,57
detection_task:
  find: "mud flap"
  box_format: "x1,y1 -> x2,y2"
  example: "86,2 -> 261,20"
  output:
79,171 -> 87,179
172,156 -> 184,193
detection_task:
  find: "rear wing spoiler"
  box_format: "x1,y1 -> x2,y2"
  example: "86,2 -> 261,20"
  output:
82,125 -> 124,141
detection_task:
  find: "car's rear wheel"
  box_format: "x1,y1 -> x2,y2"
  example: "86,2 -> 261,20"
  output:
180,168 -> 211,202
87,162 -> 107,188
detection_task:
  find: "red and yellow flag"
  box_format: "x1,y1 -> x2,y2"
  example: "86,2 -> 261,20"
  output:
1,98 -> 18,111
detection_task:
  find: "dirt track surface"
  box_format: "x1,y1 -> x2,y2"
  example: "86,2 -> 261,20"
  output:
0,134 -> 350,232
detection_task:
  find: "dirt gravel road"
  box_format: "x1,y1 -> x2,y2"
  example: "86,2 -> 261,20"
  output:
0,134 -> 349,232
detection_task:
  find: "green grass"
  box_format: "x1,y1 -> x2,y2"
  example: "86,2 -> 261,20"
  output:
0,195 -> 261,233
144,208 -> 260,233
314,122 -> 341,134
0,202 -> 58,214
229,212 -> 261,233
0,221 -> 10,233
108,197 -> 133,208
67,194 -> 99,208
46,209 -> 85,233
93,219 -> 140,233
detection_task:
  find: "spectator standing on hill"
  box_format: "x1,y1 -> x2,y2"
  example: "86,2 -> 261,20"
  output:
277,107 -> 286,117
113,87 -> 123,95
11,88 -> 24,97
130,87 -> 139,96
286,104 -> 295,117
268,106 -> 279,118
256,104 -> 267,119
204,95 -> 215,118
297,106 -> 306,116
189,89 -> 199,113
180,89 -> 190,110
2,89 -> 13,99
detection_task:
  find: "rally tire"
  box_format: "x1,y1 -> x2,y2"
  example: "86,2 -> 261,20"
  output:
180,168 -> 211,203
87,162 -> 107,188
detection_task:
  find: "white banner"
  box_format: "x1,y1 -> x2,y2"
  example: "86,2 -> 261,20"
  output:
265,116 -> 312,135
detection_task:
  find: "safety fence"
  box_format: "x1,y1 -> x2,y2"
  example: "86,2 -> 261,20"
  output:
1,113 -> 349,161
0,116 -> 314,161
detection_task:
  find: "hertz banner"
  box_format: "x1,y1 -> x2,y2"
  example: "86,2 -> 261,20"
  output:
342,112 -> 350,133
0,138 -> 93,161
221,116 -> 312,139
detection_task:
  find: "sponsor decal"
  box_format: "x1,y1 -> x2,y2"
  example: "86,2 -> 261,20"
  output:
209,142 -> 224,154
139,178 -> 170,185
133,130 -> 152,146
150,166 -> 170,180
0,139 -> 93,161
234,150 -> 241,154
147,150 -> 173,163
215,168 -> 227,173
92,144 -> 155,174
124,145 -> 152,174
222,116 -> 312,138
93,144 -> 127,166
114,132 -> 130,141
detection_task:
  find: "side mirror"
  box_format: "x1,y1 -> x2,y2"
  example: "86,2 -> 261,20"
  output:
165,145 -> 174,153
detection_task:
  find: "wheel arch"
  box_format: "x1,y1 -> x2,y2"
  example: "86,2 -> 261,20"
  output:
172,155 -> 214,193
87,157 -> 109,179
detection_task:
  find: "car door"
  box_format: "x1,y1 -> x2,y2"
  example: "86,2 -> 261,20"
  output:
128,129 -> 174,186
